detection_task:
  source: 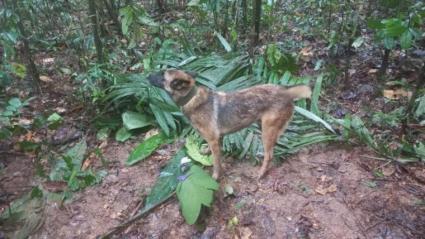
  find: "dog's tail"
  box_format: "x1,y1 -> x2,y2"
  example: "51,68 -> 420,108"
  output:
285,85 -> 312,100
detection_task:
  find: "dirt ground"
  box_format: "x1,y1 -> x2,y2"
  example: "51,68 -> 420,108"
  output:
2,139 -> 423,239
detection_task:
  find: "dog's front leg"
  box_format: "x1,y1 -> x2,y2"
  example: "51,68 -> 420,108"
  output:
206,138 -> 222,180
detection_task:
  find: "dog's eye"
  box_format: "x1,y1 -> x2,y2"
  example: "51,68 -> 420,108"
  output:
171,79 -> 189,90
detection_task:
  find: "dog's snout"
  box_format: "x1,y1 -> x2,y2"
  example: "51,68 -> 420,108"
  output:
147,73 -> 165,88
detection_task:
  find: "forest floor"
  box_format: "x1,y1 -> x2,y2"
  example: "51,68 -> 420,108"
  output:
1,45 -> 425,239
2,139 -> 425,239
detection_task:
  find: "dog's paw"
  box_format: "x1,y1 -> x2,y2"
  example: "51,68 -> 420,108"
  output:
258,168 -> 268,180
212,172 -> 220,180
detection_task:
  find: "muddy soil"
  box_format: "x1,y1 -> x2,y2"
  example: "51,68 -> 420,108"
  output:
6,141 -> 418,239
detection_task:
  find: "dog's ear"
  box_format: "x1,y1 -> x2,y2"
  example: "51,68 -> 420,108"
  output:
170,78 -> 191,91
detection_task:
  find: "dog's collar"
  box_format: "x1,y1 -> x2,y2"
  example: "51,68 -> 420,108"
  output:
176,86 -> 198,106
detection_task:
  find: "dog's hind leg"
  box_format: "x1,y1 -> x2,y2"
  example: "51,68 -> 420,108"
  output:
258,108 -> 293,179
206,138 -> 222,180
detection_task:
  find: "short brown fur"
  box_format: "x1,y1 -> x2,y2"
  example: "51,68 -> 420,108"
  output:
148,70 -> 311,179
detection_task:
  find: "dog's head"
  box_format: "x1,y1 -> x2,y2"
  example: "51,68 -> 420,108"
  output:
148,69 -> 197,103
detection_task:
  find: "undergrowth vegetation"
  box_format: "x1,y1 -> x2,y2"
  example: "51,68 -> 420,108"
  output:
0,0 -> 424,232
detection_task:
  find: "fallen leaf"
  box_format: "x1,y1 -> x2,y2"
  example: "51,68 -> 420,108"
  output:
55,107 -> 67,113
300,46 -> 314,62
39,75 -> 53,82
383,89 -> 413,100
315,184 -> 337,195
18,118 -> 33,126
42,57 -> 55,64
382,165 -> 395,176
368,69 -> 378,74
240,227 -> 253,239
224,184 -> 235,197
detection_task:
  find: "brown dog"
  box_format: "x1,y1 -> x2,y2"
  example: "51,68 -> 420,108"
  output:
148,69 -> 311,179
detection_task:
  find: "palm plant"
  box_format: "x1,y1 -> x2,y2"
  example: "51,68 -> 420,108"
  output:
106,50 -> 336,160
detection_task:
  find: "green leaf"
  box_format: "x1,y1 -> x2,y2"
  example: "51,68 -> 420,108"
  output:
414,142 -> 425,161
214,32 -> 232,52
122,111 -> 152,130
176,165 -> 218,224
11,63 -> 26,79
47,113 -> 62,122
295,106 -> 335,133
415,96 -> 425,118
115,127 -> 132,142
96,127 -> 111,141
185,136 -> 213,166
351,37 -> 364,48
311,74 -> 323,115
0,189 -> 44,239
382,18 -> 407,37
8,97 -> 22,108
144,149 -> 186,209
400,30 -> 413,49
150,104 -> 170,136
64,140 -> 87,167
367,19 -> 384,29
126,132 -> 167,166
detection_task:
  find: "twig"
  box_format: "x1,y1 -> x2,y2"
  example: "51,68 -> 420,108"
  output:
98,192 -> 175,239
360,154 -> 390,161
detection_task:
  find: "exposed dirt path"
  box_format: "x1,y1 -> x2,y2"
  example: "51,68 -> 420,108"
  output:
27,142 -> 425,239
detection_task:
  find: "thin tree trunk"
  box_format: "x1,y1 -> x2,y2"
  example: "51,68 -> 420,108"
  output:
12,0 -> 41,94
379,48 -> 390,79
88,0 -> 104,63
252,0 -> 261,46
241,0 -> 247,35
222,0 -> 229,37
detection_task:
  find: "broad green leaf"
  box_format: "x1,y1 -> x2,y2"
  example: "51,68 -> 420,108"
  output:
176,165 -> 218,224
64,139 -> 87,167
295,106 -> 335,133
185,136 -> 213,166
115,127 -> 132,142
144,149 -> 186,209
122,111 -> 152,130
214,32 -> 232,52
126,132 -> 167,166
383,37 -> 395,49
400,30 -> 413,49
382,18 -> 407,37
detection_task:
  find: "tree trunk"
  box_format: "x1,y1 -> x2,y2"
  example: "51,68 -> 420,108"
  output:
379,48 -> 390,79
88,0 -> 104,63
252,0 -> 261,46
12,0 -> 41,94
103,0 -> 123,36
241,0 -> 247,35
156,0 -> 166,12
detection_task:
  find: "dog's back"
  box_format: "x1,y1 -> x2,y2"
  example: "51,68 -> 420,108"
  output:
216,84 -> 311,135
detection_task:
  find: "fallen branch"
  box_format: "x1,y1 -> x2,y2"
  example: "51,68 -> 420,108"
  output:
98,192 -> 175,239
